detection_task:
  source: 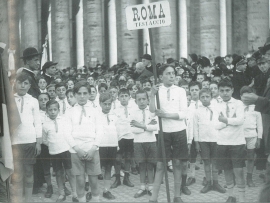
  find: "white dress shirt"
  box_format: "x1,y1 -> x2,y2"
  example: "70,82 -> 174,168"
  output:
157,85 -> 187,133
55,97 -> 70,116
12,93 -> 42,145
193,104 -> 218,142
97,112 -> 118,147
65,101 -> 103,153
215,98 -> 245,145
42,116 -> 74,155
113,104 -> 134,140
130,107 -> 158,143
243,105 -> 263,138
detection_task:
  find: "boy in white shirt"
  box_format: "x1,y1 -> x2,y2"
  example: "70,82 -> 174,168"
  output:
98,92 -> 118,200
46,84 -> 56,100
130,90 -> 158,198
209,81 -> 222,105
37,93 -> 53,198
216,80 -> 246,202
111,88 -> 135,188
186,81 -> 202,187
66,89 -> 77,107
37,76 -> 47,93
43,100 -> 76,202
109,86 -> 121,110
89,85 -> 99,108
65,81 -> 102,202
240,86 -> 263,187
193,88 -> 226,194
55,82 -> 70,115
149,65 -> 188,202
12,73 -> 42,202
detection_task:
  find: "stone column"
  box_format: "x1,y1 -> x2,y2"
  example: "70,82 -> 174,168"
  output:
179,0 -> 188,58
220,0 -> 227,56
76,0 -> 84,67
8,0 -> 20,69
232,0 -> 248,55
117,0 -> 139,66
21,0 -> 39,50
83,0 -> 104,67
51,0 -> 71,70
200,0 -> 220,58
189,0 -> 201,55
0,0 -> 9,70
226,0 -> 232,54
247,0 -> 269,52
155,0 -> 177,63
108,0 -> 117,67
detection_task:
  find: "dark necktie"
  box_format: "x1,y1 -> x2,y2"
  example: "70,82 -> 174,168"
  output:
107,114 -> 110,125
167,89 -> 170,101
79,106 -> 86,125
63,100 -> 66,114
226,102 -> 230,117
142,109 -> 145,124
20,96 -> 24,113
53,119 -> 58,133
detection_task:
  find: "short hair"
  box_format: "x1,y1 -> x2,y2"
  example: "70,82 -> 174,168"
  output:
55,82 -> 66,90
189,81 -> 202,89
66,88 -> 74,96
98,83 -> 108,91
89,85 -> 97,92
98,76 -> 107,83
46,84 -> 55,90
178,80 -> 189,87
73,81 -> 91,94
99,92 -> 113,103
218,79 -> 233,89
209,81 -> 218,86
118,80 -> 127,86
158,64 -> 176,76
46,100 -> 60,109
135,89 -> 149,100
202,80 -> 210,84
240,86 -> 255,96
118,88 -> 130,96
197,73 -> 206,79
141,79 -> 152,86
16,72 -> 32,84
225,54 -> 232,58
38,92 -> 50,100
199,88 -> 212,97
109,85 -> 118,91
36,76 -> 47,83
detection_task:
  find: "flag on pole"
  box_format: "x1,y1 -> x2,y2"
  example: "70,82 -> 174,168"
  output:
0,42 -> 21,181
41,35 -> 48,71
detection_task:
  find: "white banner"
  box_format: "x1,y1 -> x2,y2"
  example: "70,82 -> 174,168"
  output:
125,1 -> 171,30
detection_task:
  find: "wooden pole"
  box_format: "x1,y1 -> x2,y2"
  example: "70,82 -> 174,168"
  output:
149,28 -> 171,203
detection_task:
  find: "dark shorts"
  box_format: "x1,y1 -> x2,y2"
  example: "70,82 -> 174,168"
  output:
134,142 -> 157,164
157,130 -> 189,162
118,139 -> 134,156
199,142 -> 217,161
216,144 -> 246,170
70,151 -> 101,176
50,151 -> 72,172
189,139 -> 197,163
12,143 -> 36,165
99,147 -> 117,167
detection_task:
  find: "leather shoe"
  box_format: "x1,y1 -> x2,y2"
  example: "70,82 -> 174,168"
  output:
64,186 -> 71,196
131,167 -> 138,175
195,165 -> 200,170
44,185 -> 53,198
173,197 -> 184,202
85,182 -> 90,191
181,186 -> 191,195
72,197 -> 79,202
134,189 -> 147,198
202,177 -> 207,186
86,192 -> 92,202
56,195 -> 66,202
186,177 -> 196,186
103,191 -> 116,200
225,196 -> 236,202
200,182 -> 212,193
123,173 -> 134,187
98,174 -> 103,180
111,176 -> 121,189
247,177 -> 255,187
213,182 -> 226,193
148,190 -> 152,196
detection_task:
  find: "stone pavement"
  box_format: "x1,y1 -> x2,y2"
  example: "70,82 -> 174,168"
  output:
27,161 -> 266,203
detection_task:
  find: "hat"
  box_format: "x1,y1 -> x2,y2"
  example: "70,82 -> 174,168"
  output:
257,56 -> 269,64
42,61 -> 58,72
20,47 -> 42,59
141,54 -> 152,60
189,54 -> 198,62
236,59 -> 247,67
167,58 -> 175,64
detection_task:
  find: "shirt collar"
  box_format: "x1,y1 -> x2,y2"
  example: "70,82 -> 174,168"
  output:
160,84 -> 177,90
23,68 -> 34,74
45,73 -> 52,78
74,101 -> 91,107
14,93 -> 30,98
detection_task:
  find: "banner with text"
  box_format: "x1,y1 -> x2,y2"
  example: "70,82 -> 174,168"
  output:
126,1 -> 171,30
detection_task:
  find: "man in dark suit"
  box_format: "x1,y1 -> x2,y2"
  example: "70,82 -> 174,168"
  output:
19,47 -> 42,99
41,61 -> 58,85
132,62 -> 153,81
141,54 -> 153,73
254,56 -> 270,96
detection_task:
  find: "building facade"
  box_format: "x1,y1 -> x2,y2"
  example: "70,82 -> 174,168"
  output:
0,0 -> 269,70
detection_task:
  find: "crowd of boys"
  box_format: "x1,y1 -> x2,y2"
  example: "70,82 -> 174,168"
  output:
8,43 -> 270,203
